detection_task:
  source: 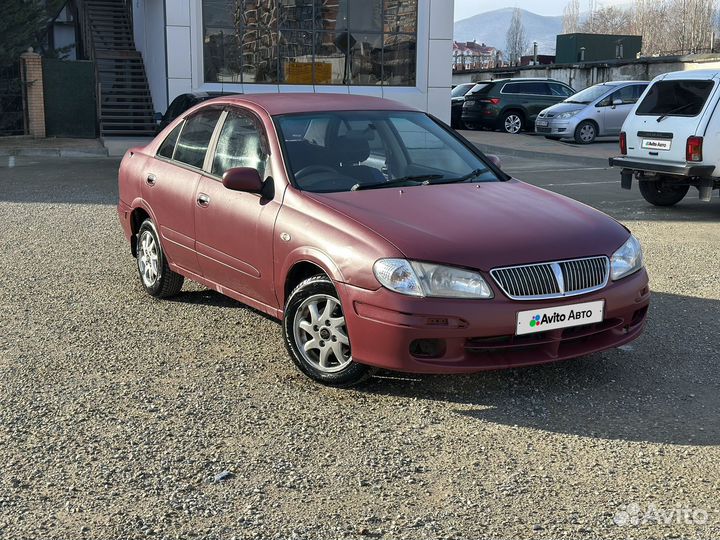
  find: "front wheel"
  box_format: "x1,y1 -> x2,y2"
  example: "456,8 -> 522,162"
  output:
574,121 -> 597,144
283,275 -> 374,387
638,180 -> 690,206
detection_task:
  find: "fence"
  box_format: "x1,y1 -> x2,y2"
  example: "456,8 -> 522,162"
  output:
0,63 -> 26,136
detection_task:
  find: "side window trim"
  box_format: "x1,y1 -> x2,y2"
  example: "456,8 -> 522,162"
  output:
203,110 -> 229,175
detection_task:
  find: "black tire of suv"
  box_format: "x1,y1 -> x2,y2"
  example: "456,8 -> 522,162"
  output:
283,275 -> 375,387
136,219 -> 184,298
638,180 -> 690,207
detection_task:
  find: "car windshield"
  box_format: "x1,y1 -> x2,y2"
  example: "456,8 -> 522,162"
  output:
451,84 -> 474,97
564,84 -> 612,104
275,111 -> 500,193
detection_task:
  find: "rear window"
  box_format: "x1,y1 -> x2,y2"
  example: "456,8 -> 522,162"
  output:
636,80 -> 715,117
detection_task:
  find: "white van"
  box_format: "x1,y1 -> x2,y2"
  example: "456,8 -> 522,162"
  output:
610,70 -> 720,206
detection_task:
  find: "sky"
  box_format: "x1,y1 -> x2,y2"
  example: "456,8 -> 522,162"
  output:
453,0 -> 630,20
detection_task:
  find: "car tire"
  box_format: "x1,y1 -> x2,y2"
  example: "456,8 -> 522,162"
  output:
574,121 -> 597,144
136,219 -> 184,297
283,275 -> 374,387
638,180 -> 690,207
501,111 -> 524,134
462,121 -> 477,130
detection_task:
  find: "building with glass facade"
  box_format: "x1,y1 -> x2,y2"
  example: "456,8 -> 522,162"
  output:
131,0 -> 453,122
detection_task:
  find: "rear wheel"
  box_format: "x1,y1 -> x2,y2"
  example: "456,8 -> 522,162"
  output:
136,219 -> 184,297
638,179 -> 690,206
283,275 -> 374,387
574,121 -> 597,144
501,111 -> 524,134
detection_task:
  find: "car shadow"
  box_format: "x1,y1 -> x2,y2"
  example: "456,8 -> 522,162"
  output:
361,291 -> 720,446
166,288 -> 278,322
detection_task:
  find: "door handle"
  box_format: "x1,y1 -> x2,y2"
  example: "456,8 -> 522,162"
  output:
146,173 -> 156,186
197,193 -> 210,207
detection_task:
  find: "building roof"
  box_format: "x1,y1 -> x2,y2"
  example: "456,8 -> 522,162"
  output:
207,93 -> 417,115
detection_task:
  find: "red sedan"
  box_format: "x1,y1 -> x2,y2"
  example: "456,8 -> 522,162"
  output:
117,94 -> 649,386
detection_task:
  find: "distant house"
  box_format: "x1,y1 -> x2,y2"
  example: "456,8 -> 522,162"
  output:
453,41 -> 499,71
556,33 -> 642,64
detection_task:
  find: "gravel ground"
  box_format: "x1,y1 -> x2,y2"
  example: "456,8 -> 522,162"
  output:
1,156 -> 719,540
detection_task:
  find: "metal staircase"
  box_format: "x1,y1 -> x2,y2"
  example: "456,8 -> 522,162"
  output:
77,0 -> 156,136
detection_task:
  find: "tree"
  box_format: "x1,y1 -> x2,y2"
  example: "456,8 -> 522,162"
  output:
0,0 -> 66,66
505,8 -> 529,66
582,6 -> 633,34
563,0 -> 581,33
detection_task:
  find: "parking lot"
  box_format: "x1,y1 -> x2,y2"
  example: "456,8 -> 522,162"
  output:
1,149 -> 719,539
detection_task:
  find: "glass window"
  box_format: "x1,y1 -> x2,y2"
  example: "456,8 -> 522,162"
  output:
636,80 -> 715,117
212,111 -> 268,177
275,111 -> 499,193
202,0 -> 418,86
549,83 -> 574,97
173,109 -> 222,169
606,84 -> 646,105
157,122 -> 183,159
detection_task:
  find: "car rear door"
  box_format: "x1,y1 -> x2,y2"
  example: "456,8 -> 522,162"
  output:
193,107 -> 282,309
522,82 -> 558,122
141,116 -> 215,275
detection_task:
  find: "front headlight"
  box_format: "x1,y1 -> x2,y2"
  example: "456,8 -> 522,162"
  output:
557,109 -> 581,119
373,259 -> 494,299
610,235 -> 644,280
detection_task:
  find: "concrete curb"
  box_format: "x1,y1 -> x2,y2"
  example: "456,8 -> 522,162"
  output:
472,142 -> 613,168
0,147 -> 109,158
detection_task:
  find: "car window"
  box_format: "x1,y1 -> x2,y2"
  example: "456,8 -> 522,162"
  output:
173,109 -> 222,169
211,110 -> 267,177
606,84 -> 646,105
549,83 -> 574,97
636,80 -> 715,117
157,122 -> 183,159
451,83 -> 474,98
503,82 -> 549,95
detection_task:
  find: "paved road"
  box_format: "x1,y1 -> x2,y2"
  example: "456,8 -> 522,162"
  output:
1,154 -> 719,540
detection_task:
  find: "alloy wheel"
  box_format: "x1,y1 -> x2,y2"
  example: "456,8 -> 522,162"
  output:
292,294 -> 351,373
504,114 -> 522,134
138,230 -> 160,287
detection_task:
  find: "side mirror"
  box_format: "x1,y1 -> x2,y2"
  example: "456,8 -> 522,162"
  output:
612,98 -> 623,107
222,167 -> 264,194
486,154 -> 502,169
153,111 -> 163,124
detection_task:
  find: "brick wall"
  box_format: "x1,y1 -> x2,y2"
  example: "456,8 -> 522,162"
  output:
20,50 -> 46,138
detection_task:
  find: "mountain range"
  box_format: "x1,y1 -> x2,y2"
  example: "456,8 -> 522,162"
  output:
453,8 -> 563,55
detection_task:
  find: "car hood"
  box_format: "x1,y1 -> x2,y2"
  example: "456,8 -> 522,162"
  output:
307,180 -> 629,271
544,102 -> 586,115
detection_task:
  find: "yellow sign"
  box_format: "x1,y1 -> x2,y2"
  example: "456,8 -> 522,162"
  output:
286,62 -> 332,84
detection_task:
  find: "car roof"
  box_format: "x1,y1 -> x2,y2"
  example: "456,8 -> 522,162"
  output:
597,80 -> 648,86
204,93 -> 417,116
491,78 -> 566,83
658,69 -> 720,81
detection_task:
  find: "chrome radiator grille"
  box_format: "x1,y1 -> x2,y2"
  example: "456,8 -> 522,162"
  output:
491,256 -> 610,300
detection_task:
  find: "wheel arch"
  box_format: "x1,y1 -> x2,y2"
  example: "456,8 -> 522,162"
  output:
279,250 -> 346,309
128,199 -> 158,257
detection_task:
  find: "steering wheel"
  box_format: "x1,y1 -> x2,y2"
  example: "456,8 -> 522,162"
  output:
294,165 -> 339,180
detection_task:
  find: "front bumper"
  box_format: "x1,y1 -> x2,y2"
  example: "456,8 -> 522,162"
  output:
535,118 -> 576,136
341,269 -> 650,374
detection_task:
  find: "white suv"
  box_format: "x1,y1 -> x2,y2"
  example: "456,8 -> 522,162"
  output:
610,70 -> 720,206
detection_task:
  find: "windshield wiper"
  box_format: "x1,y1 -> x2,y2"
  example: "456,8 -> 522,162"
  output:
351,174 -> 443,191
423,168 -> 488,185
657,103 -> 695,122
564,100 -> 587,104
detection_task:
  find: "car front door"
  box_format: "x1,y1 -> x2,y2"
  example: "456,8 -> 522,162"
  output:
599,85 -> 646,135
194,108 -> 282,309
